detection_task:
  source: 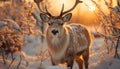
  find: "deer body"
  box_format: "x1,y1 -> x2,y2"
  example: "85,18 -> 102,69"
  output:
38,0 -> 91,69
46,23 -> 91,64
44,20 -> 91,69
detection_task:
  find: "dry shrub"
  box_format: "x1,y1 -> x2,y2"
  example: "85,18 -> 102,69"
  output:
0,19 -> 23,69
88,0 -> 120,59
0,0 -> 40,68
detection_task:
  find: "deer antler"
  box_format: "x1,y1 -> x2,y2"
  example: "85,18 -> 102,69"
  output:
34,0 -> 82,17
34,0 -> 51,16
34,0 -> 43,11
44,5 -> 52,16
60,0 -> 83,16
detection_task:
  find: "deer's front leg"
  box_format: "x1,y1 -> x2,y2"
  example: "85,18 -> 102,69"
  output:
67,57 -> 74,69
51,57 -> 56,66
82,49 -> 89,69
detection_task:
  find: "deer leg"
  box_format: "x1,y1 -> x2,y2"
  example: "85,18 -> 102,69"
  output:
75,57 -> 83,69
51,57 -> 56,66
82,49 -> 89,69
67,58 -> 74,69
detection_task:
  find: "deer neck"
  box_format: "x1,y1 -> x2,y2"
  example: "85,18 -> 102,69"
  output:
46,27 -> 70,52
46,27 -> 70,63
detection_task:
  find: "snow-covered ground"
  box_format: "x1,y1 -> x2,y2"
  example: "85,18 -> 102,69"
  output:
0,35 -> 120,69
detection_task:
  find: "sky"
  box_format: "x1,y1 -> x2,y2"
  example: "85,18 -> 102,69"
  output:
30,0 -> 117,25
41,0 -> 117,25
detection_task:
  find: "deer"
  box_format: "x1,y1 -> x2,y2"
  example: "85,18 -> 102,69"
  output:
36,0 -> 92,69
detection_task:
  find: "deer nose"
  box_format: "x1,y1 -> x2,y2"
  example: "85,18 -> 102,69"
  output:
51,30 -> 59,35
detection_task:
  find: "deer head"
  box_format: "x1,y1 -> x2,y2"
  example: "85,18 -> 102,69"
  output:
39,0 -> 83,36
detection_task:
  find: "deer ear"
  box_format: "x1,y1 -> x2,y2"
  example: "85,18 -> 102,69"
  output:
63,13 -> 72,22
40,13 -> 49,22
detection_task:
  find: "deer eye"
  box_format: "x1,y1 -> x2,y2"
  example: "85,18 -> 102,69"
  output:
59,23 -> 64,25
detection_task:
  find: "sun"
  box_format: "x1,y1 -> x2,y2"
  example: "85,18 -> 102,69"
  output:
89,5 -> 96,11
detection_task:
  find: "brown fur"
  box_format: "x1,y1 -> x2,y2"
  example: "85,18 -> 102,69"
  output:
46,23 -> 91,69
40,13 -> 92,69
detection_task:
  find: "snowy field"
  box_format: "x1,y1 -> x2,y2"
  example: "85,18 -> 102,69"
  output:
0,35 -> 120,69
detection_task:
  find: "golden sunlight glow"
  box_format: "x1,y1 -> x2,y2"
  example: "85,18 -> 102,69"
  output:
39,0 -> 74,15
89,5 -> 96,11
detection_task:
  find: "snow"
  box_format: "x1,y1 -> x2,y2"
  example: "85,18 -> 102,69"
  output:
0,0 -> 120,69
89,38 -> 120,69
0,35 -> 120,69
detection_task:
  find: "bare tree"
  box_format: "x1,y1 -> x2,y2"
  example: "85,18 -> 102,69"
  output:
89,0 -> 120,59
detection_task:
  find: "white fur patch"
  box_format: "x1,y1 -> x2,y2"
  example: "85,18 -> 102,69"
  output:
51,36 -> 59,45
50,28 -> 70,64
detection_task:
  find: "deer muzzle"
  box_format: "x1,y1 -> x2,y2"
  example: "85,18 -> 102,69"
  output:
51,29 -> 59,35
